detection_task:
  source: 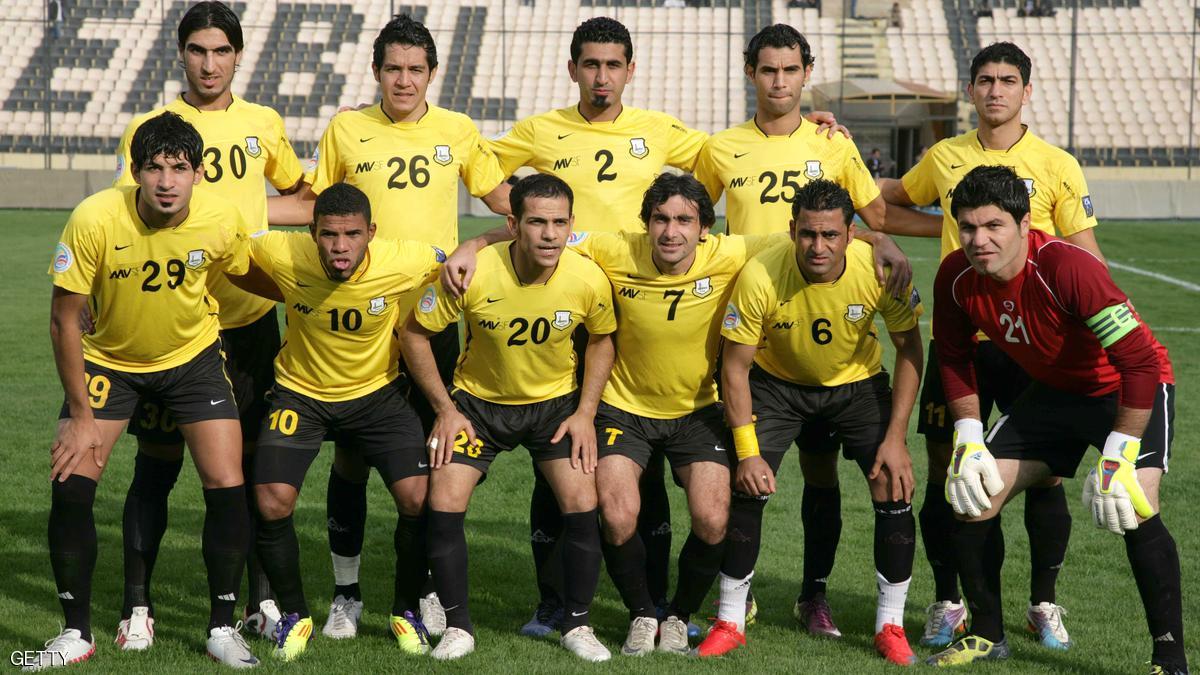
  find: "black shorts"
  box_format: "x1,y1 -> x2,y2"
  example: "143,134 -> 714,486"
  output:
60,341 -> 239,426
595,401 -> 734,471
254,380 -> 427,488
918,339 -> 1031,442
750,367 -> 893,476
402,323 -> 459,435
449,389 -> 578,473
986,381 -> 1175,477
129,310 -> 281,444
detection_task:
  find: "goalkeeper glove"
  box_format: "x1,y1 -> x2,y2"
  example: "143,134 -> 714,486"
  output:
945,419 -> 1004,518
1082,431 -> 1156,535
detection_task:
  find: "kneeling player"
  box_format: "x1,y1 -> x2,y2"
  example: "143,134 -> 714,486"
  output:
233,184 -> 445,660
401,174 -> 616,662
926,166 -> 1184,673
702,180 -> 923,665
32,112 -> 256,670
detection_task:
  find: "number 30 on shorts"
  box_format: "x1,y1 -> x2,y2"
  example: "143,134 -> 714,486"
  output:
268,408 -> 299,435
453,431 -> 483,457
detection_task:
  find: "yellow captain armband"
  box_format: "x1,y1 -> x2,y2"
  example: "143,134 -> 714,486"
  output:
732,423 -> 760,460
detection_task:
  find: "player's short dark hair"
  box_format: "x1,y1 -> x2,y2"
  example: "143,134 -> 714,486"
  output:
949,165 -> 1030,224
131,111 -> 204,171
970,41 -> 1031,84
313,183 -> 372,230
177,1 -> 243,52
570,17 -> 633,63
640,174 -> 716,230
744,24 -> 814,69
510,173 -> 574,221
373,15 -> 437,70
791,179 -> 855,226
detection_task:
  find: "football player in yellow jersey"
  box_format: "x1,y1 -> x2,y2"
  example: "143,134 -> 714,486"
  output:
698,180 -> 923,665
399,175 -> 616,662
27,112 -> 259,671
223,184 -> 445,661
108,3 -> 305,647
878,43 -> 1100,650
268,16 -> 510,638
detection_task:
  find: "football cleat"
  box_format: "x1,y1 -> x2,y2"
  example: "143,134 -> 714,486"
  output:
1026,602 -> 1071,650
271,614 -> 313,662
21,628 -> 95,671
1149,662 -> 1190,675
621,616 -> 658,656
561,625 -> 611,662
794,593 -> 842,639
745,588 -> 759,627
926,635 -> 1010,666
207,623 -> 260,668
390,611 -> 431,655
874,623 -> 916,666
243,599 -> 281,641
519,600 -> 563,638
431,627 -> 475,660
321,595 -> 362,639
657,602 -> 702,640
657,616 -> 690,654
116,606 -> 154,651
419,592 -> 446,637
921,600 -> 968,647
696,619 -> 746,657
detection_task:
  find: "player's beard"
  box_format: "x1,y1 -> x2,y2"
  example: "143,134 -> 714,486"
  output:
589,93 -> 613,110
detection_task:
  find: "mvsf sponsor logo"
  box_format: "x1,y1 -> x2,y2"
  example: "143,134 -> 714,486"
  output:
477,318 -> 501,329
772,321 -> 796,329
355,160 -> 382,173
728,176 -> 753,189
618,287 -> 641,299
553,156 -> 580,170
292,302 -> 314,315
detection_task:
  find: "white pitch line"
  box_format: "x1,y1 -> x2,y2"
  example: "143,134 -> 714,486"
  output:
1108,261 -> 1200,293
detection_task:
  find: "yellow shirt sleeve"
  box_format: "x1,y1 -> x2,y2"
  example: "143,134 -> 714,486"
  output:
212,214 -> 252,277
489,117 -> 536,177
742,232 -> 791,260
460,125 -> 507,197
309,117 -> 346,194
49,205 -> 103,294
900,146 -> 940,205
113,119 -> 138,187
720,261 -> 773,346
247,230 -> 284,277
413,281 -> 463,334
665,115 -> 708,172
565,231 -> 624,268
582,266 -> 617,335
1050,157 -> 1099,237
692,139 -> 724,204
264,112 -> 305,191
840,140 -> 882,210
878,283 -> 923,333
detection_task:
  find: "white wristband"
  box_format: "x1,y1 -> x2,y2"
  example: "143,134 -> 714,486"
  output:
1102,431 -> 1140,459
953,418 -> 985,445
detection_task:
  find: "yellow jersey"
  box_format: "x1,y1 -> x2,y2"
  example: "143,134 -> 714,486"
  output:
901,127 -> 1098,261
308,103 -> 506,250
568,230 -> 787,418
249,231 -> 443,402
50,186 -> 250,372
694,118 -> 880,235
722,239 -> 922,387
414,243 -> 616,405
114,94 -> 304,329
489,106 -> 709,232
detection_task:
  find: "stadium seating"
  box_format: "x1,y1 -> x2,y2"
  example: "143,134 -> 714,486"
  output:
0,0 -> 1196,167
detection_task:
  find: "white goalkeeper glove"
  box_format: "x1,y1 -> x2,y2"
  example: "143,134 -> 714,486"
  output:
945,419 -> 1004,518
1082,431 -> 1156,535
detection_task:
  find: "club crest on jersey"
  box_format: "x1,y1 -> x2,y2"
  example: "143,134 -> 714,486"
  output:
1082,195 -> 1094,217
1003,300 -> 1015,312
186,249 -> 205,269
909,287 -> 921,310
52,242 -> 73,273
804,160 -> 823,179
845,304 -> 865,322
693,276 -> 713,298
113,155 -> 125,181
433,144 -> 453,166
419,286 -> 437,313
629,137 -> 649,159
245,136 -> 262,158
553,310 -> 572,330
1022,178 -> 1036,197
723,303 -> 741,330
566,231 -> 587,246
367,296 -> 386,316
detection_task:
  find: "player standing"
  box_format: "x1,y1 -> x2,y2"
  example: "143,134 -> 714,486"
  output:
925,166 -> 1183,675
28,112 -> 256,670
111,2 -> 306,647
267,14 -> 507,639
697,180 -> 922,664
400,174 -> 616,661
879,42 -> 1103,649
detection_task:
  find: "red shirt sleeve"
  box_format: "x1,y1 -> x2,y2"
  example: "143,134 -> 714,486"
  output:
933,252 -> 979,403
1039,242 -> 1159,409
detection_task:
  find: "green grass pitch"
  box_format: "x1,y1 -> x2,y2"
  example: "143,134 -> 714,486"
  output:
1,211 -> 1196,673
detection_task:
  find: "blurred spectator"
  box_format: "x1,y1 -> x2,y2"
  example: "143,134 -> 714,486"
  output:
976,0 -> 993,18
889,2 -> 902,28
867,148 -> 884,178
1019,0 -> 1034,16
48,0 -> 63,39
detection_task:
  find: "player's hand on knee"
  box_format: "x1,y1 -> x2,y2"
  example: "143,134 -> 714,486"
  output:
50,417 -> 103,482
553,411 -> 598,473
945,419 -> 1003,517
736,455 -> 775,497
440,247 -> 479,298
870,436 -> 915,503
1082,433 -> 1156,535
429,408 -> 474,469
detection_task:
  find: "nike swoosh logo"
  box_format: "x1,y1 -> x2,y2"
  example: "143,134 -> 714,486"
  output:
297,281 -> 312,287
557,133 -> 574,140
210,399 -> 226,405
114,244 -> 132,250
418,462 -> 429,468
733,152 -> 749,158
950,163 -> 966,169
571,610 -> 587,617
359,137 -> 375,143
485,297 -> 502,303
1136,452 -> 1155,461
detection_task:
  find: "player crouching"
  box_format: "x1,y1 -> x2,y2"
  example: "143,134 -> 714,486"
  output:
699,180 -> 923,665
926,167 -> 1184,674
400,174 -> 617,662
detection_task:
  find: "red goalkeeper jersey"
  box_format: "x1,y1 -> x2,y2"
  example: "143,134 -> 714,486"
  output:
934,229 -> 1173,409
